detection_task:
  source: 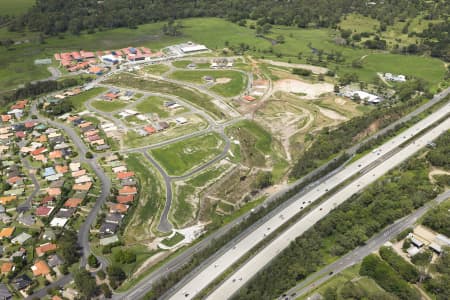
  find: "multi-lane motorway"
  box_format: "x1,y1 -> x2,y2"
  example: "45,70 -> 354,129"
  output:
282,189 -> 450,299
168,102 -> 450,299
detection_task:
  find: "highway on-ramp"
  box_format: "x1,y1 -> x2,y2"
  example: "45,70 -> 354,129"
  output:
168,103 -> 450,300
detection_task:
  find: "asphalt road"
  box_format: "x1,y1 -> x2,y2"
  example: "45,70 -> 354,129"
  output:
282,189 -> 450,300
31,104 -> 112,267
114,91 -> 449,299
19,156 -> 40,210
25,274 -> 73,300
169,104 -> 449,299
142,151 -> 174,233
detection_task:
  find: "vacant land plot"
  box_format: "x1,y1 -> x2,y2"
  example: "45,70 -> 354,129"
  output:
91,99 -> 128,112
171,163 -> 231,227
172,60 -> 193,68
227,120 -> 273,167
141,64 -> 170,75
150,133 -> 225,176
69,87 -> 107,111
123,114 -> 208,148
123,153 -> 165,243
170,70 -> 247,97
135,96 -> 188,117
105,74 -> 226,120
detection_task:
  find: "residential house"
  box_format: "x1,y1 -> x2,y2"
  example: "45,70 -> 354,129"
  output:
35,243 -> 57,257
31,260 -> 51,276
12,274 -> 31,290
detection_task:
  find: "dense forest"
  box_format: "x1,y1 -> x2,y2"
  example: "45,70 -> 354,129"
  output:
4,0 -> 448,36
233,130 -> 449,299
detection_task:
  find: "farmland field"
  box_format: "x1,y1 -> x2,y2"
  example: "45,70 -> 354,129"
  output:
169,70 -> 247,97
150,133 -> 225,176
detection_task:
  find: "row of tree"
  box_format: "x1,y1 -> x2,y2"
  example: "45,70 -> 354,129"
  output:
4,0 -> 444,36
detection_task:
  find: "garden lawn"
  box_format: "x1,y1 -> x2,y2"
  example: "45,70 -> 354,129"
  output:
150,133 -> 225,176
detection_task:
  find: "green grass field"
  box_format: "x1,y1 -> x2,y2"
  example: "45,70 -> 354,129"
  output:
142,64 -> 170,75
135,96 -> 170,117
69,87 -> 106,111
172,184 -> 196,227
0,17 -> 446,92
124,153 -> 165,243
105,73 -> 226,119
161,232 -> 185,247
172,60 -> 193,68
91,99 -> 128,112
170,70 -> 247,97
1,0 -> 34,15
150,133 -> 225,176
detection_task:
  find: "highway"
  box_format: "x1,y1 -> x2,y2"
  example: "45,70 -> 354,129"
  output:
168,103 -> 450,299
114,90 -> 448,300
282,189 -> 450,299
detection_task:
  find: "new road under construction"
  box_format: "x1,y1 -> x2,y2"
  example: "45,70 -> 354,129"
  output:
168,101 -> 450,300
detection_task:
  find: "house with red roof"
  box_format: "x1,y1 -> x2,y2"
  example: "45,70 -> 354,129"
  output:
144,126 -> 156,134
35,243 -> 57,257
116,195 -> 134,204
116,172 -> 135,180
35,206 -> 54,217
119,186 -> 137,195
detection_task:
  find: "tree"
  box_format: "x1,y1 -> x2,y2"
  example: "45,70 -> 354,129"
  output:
85,152 -> 93,159
107,265 -> 126,289
411,250 -> 432,266
276,35 -> 285,44
88,254 -> 99,268
74,269 -> 97,298
57,230 -> 80,265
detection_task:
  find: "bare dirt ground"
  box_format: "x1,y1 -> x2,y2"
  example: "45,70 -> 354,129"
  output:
256,100 -> 313,161
216,77 -> 231,84
318,107 -> 348,121
274,79 -> 334,99
261,59 -> 329,74
428,168 -> 450,183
